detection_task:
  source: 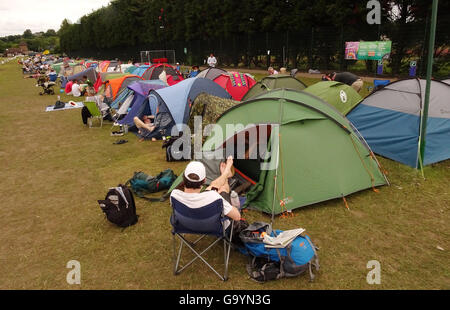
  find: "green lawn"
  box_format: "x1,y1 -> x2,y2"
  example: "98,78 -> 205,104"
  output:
0,62 -> 448,290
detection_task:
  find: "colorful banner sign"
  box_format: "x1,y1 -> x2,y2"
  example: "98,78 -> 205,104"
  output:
345,41 -> 392,60
345,42 -> 360,60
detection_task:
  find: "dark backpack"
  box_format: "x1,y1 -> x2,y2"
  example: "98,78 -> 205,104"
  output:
126,169 -> 177,200
162,134 -> 190,162
98,185 -> 138,228
239,222 -> 320,283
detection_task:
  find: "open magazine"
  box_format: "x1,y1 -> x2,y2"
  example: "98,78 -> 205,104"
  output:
263,228 -> 305,248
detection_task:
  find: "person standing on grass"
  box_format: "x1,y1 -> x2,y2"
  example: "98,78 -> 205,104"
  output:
207,53 -> 217,68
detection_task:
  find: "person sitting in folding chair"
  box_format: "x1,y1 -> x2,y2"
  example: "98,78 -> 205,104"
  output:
81,95 -> 113,126
169,157 -> 241,281
170,157 -> 241,229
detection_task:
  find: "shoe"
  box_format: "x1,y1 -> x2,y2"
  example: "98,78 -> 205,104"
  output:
113,139 -> 128,145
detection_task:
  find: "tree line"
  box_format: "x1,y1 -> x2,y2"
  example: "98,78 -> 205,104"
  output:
0,29 -> 60,55
55,0 -> 448,77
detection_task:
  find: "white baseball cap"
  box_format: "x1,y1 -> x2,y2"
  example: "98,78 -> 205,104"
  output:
184,161 -> 206,182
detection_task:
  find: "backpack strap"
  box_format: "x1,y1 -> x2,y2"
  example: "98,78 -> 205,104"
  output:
245,256 -> 262,282
275,248 -> 285,279
132,188 -> 170,202
308,262 -> 316,282
136,194 -> 168,202
303,234 -> 320,281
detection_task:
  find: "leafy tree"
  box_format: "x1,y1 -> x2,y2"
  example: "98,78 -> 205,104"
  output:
23,29 -> 33,39
54,0 -> 448,76
44,29 -> 57,37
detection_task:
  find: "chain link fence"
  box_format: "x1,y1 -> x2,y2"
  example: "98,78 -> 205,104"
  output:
67,15 -> 449,79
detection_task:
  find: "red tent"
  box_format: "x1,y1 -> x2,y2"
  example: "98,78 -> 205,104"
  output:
141,63 -> 184,86
212,72 -> 256,101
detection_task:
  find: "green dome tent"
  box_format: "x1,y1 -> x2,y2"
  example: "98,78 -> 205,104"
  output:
242,75 -> 307,101
168,89 -> 388,215
304,81 -> 363,115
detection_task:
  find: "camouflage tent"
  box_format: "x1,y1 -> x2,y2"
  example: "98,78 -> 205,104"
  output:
188,93 -> 238,134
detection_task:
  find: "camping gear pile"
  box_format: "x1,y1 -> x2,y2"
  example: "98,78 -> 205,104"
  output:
36,74 -> 56,95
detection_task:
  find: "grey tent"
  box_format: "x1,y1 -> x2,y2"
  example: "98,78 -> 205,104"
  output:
197,67 -> 228,80
347,78 -> 450,168
67,67 -> 98,84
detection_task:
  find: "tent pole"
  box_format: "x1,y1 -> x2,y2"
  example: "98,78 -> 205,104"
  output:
418,0 -> 439,172
270,133 -> 280,226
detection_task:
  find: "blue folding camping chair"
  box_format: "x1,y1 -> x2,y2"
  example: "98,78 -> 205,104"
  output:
170,196 -> 234,281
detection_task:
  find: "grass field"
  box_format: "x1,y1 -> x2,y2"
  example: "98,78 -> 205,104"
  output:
0,61 -> 448,290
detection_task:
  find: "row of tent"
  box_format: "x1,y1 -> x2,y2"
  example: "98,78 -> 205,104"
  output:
73,61 -> 449,216
108,67 -> 260,137
167,87 -> 388,215
60,63 -> 186,97
110,65 -> 450,172
155,75 -> 448,216
243,75 -> 450,169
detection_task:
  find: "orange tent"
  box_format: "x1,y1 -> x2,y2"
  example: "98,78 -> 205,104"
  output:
103,75 -> 143,100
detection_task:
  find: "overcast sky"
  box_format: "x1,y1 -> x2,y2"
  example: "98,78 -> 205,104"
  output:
0,0 -> 111,37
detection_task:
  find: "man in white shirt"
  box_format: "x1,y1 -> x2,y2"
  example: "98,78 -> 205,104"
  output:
170,157 -> 240,230
70,80 -> 82,97
207,53 -> 217,68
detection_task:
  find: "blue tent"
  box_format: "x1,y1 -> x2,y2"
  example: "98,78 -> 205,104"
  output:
118,81 -> 166,127
132,65 -> 151,77
148,77 -> 232,135
347,78 -> 450,168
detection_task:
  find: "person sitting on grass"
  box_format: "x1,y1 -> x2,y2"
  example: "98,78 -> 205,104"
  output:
133,112 -> 172,142
170,157 -> 241,232
70,80 -> 82,97
133,115 -> 156,141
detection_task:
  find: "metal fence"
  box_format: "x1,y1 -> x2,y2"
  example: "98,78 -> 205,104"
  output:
140,50 -> 176,64
66,18 -> 449,78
